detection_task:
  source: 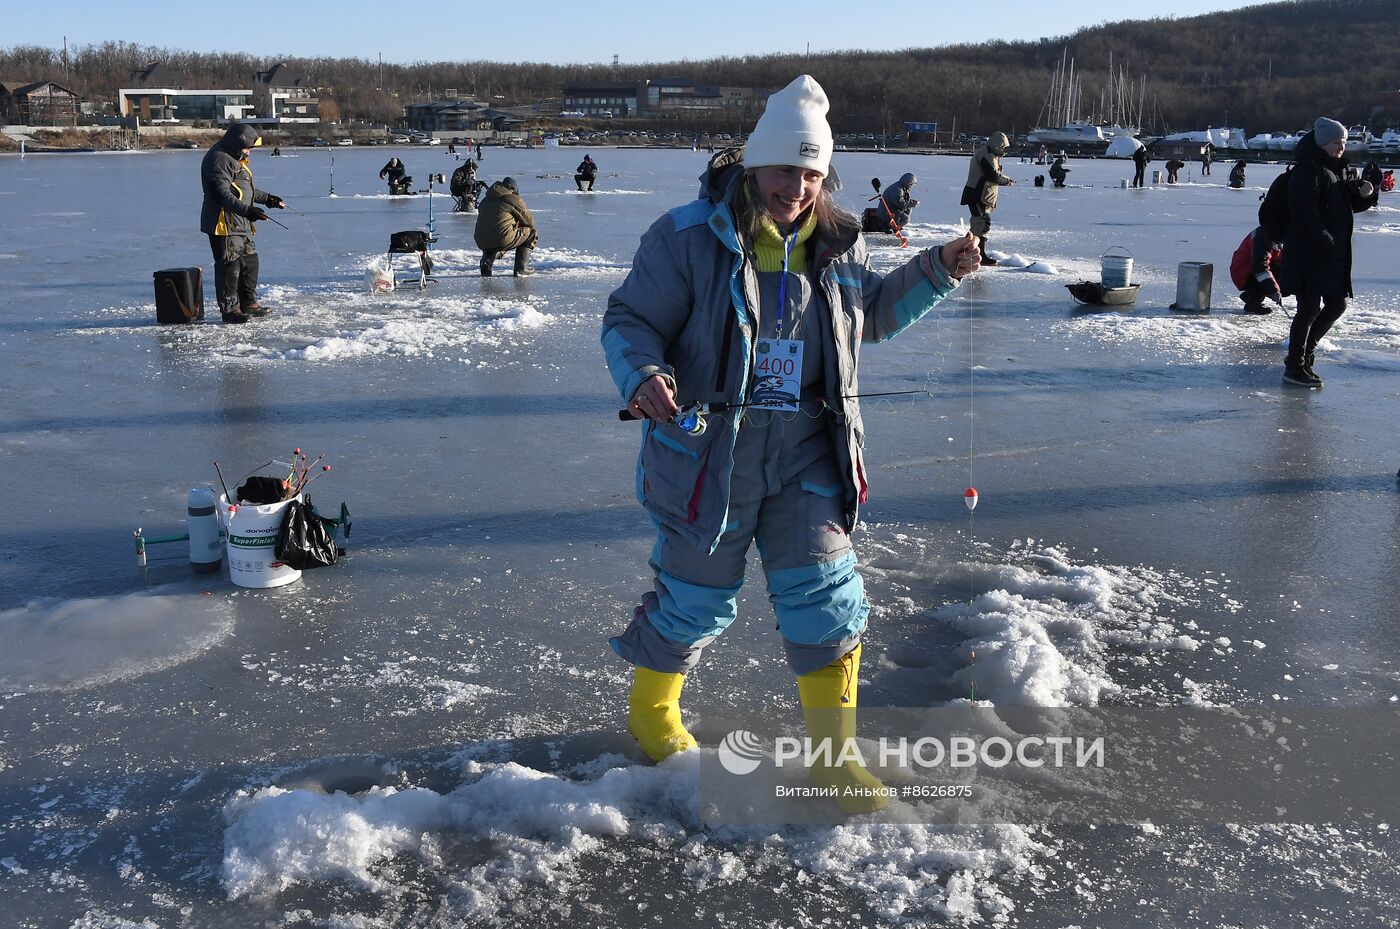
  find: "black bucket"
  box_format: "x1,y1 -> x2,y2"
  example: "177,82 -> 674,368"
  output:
154,267 -> 204,324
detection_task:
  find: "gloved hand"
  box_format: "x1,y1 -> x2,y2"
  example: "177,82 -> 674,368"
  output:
247,206 -> 269,222
1267,281 -> 1283,305
266,195 -> 285,209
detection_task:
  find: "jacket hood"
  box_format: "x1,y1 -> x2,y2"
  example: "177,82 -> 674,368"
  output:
898,172 -> 916,188
219,123 -> 261,155
989,131 -> 1010,153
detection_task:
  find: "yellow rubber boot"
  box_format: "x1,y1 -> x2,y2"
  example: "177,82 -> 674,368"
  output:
796,644 -> 889,814
628,666 -> 699,762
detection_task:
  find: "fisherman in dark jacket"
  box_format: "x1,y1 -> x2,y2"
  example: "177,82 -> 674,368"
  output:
1228,160 -> 1247,189
200,123 -> 284,323
380,157 -> 412,194
1165,159 -> 1185,184
1277,117 -> 1377,388
960,132 -> 1014,265
474,177 -> 538,276
1049,154 -> 1070,188
1131,145 -> 1149,188
575,154 -> 598,191
876,172 -> 919,228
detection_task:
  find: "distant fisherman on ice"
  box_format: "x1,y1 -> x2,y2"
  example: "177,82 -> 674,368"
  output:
961,132 -> 1014,265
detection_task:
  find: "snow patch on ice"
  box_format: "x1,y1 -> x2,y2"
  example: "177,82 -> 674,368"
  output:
535,188 -> 653,196
221,752 -> 1038,924
426,245 -> 628,275
1058,292 -> 1400,362
866,536 -> 1213,707
0,590 -> 235,692
213,289 -> 552,364
67,913 -> 160,929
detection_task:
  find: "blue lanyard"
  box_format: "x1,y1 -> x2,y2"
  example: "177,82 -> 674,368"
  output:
773,230 -> 798,336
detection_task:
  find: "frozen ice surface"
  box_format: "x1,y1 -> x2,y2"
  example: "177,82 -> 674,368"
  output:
2,146 -> 1399,927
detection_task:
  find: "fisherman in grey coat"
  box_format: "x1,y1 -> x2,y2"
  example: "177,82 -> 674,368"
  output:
875,172 -> 919,228
960,132 -> 1014,265
601,75 -> 981,811
199,123 -> 284,323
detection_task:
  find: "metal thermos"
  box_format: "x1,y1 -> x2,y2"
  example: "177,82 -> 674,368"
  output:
187,486 -> 223,573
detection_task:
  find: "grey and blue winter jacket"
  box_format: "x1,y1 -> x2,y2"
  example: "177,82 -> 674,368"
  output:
602,150 -> 960,554
200,123 -> 275,238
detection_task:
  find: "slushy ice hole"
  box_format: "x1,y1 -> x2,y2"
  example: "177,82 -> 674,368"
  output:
279,757 -> 399,796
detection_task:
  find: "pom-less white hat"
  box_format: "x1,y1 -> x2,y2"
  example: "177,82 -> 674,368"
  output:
744,75 -> 833,177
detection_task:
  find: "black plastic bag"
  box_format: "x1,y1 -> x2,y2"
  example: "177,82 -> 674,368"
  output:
276,495 -> 339,569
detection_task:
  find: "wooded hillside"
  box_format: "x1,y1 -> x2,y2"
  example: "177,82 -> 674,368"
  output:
3,0 -> 1397,133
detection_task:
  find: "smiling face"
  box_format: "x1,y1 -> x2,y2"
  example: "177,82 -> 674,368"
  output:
750,165 -> 825,227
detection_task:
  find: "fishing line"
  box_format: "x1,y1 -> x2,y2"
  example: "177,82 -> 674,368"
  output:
283,204 -> 336,277
964,242 -> 979,702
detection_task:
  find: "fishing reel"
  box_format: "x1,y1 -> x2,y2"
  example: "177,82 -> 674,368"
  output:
675,406 -> 706,436
616,402 -> 708,435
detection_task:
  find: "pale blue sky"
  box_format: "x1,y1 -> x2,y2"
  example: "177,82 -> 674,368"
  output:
7,0 -> 1271,64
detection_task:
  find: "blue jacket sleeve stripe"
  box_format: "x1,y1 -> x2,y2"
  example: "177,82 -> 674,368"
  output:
601,325 -> 643,401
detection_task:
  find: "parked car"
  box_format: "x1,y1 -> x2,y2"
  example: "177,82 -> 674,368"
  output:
419,136 -> 442,145
310,137 -> 329,146
336,138 -> 354,146
390,135 -> 410,144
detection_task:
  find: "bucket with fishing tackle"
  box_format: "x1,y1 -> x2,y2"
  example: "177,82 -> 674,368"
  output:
213,450 -> 352,589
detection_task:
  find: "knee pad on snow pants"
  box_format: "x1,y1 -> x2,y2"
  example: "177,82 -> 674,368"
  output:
611,473 -> 869,677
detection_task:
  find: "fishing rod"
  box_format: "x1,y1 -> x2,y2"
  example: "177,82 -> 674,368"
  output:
618,388 -> 931,434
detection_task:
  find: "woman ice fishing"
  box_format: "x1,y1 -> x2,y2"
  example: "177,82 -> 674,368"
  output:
600,75 -> 980,812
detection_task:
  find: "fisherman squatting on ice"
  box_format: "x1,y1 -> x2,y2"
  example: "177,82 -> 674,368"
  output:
474,177 -> 538,277
200,123 -> 286,324
600,74 -> 982,814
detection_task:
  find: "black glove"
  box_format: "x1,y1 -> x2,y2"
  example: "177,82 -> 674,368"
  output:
266,195 -> 285,209
247,206 -> 269,222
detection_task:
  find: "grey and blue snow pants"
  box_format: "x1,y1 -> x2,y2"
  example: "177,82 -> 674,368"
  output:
610,460 -> 869,677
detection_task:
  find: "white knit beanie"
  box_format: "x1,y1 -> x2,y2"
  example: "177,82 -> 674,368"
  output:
744,75 -> 833,176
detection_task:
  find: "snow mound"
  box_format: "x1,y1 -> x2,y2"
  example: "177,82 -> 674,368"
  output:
865,537 -> 1216,707
1021,260 -> 1059,275
221,752 -> 1039,923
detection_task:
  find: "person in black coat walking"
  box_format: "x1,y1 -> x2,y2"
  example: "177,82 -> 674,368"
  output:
1277,117 -> 1377,388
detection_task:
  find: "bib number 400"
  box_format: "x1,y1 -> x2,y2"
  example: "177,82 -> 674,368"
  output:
756,355 -> 797,377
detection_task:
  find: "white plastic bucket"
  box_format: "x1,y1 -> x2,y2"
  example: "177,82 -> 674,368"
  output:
1101,247 -> 1134,288
366,258 -> 395,294
1119,178 -> 1129,189
1152,169 -> 1163,184
1173,261 -> 1213,312
218,494 -> 302,588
